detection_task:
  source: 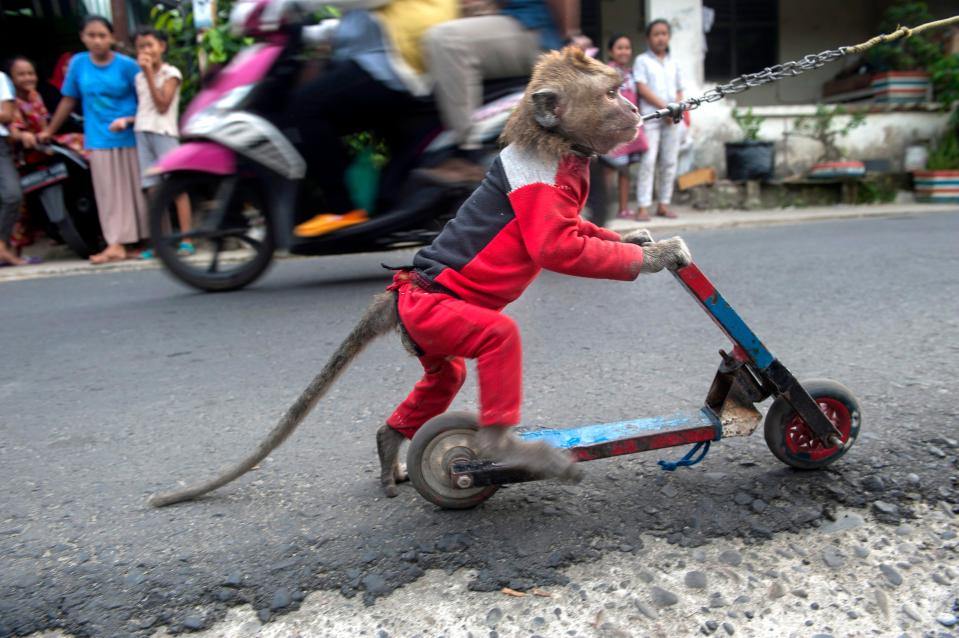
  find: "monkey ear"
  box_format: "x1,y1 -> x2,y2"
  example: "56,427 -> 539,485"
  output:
531,88 -> 562,129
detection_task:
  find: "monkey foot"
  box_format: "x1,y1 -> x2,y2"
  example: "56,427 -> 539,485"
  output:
476,426 -> 583,483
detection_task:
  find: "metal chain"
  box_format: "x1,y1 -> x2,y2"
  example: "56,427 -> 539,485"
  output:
642,47 -> 848,122
642,14 -> 959,122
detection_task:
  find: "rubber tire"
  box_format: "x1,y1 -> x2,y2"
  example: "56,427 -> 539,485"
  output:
764,378 -> 861,470
407,412 -> 499,509
148,172 -> 275,292
56,216 -> 95,258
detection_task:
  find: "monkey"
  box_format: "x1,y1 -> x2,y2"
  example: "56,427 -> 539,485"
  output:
148,47 -> 691,508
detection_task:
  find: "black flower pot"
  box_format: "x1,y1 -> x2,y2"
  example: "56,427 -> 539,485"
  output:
725,141 -> 775,181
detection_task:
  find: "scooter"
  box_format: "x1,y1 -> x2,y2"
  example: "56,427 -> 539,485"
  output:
147,0 -> 560,292
18,142 -> 103,258
404,259 -> 862,509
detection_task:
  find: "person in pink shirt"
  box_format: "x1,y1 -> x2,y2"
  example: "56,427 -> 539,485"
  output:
602,34 -> 648,220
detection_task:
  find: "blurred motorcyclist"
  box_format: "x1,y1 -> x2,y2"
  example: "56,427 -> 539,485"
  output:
417,0 -> 591,185
288,0 -> 458,237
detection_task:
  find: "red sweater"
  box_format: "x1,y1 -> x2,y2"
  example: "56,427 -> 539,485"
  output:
413,145 -> 644,310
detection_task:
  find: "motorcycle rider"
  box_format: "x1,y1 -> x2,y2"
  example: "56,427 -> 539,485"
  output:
288,0 -> 458,238
417,0 -> 591,185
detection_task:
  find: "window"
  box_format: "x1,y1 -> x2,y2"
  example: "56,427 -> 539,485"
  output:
704,0 -> 779,81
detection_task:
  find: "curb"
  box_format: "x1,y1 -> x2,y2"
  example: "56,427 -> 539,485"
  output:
3,203 -> 956,284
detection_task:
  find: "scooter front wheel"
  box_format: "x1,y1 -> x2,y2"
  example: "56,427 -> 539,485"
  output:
407,412 -> 499,509
764,378 -> 861,470
148,172 -> 275,292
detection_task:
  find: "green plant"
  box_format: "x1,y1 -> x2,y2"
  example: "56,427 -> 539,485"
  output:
792,105 -> 867,162
151,0 -> 252,108
865,1 -> 941,71
731,108 -> 764,141
865,1 -> 958,107
855,176 -> 898,204
929,53 -> 959,108
926,131 -> 959,170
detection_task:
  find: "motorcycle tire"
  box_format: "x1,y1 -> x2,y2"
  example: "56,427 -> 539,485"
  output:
149,172 -> 275,292
55,216 -> 95,258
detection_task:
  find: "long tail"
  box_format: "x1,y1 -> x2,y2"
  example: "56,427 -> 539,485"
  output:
148,293 -> 400,507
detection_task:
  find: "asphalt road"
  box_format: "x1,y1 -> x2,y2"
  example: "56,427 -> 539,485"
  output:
2,212 -> 958,637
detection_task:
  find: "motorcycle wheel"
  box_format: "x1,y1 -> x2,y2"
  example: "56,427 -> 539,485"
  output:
54,215 -> 95,258
149,172 -> 275,292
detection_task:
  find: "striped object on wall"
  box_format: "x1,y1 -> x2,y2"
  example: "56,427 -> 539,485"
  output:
871,72 -> 932,104
913,170 -> 959,203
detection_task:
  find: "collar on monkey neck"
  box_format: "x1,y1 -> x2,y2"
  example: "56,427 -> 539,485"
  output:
570,143 -> 597,158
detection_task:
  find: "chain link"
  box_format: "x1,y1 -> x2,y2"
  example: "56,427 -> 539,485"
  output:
642,47 -> 848,122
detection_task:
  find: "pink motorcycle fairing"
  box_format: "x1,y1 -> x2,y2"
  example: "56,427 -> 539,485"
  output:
181,43 -> 285,125
151,141 -> 237,176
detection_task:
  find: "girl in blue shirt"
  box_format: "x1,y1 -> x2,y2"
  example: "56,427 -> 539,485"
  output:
42,16 -> 149,264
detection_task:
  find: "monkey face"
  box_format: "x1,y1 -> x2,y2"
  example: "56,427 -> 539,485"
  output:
527,52 -> 642,156
503,48 -> 644,158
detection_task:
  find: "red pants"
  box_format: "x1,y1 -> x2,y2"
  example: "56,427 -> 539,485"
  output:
386,278 -> 522,439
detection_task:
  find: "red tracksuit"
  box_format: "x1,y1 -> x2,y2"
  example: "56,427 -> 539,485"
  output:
386,144 -> 645,438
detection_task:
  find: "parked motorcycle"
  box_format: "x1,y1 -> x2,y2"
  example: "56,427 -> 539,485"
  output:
19,142 -> 103,258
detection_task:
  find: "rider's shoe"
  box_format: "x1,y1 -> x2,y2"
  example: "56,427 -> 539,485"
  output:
294,209 -> 369,238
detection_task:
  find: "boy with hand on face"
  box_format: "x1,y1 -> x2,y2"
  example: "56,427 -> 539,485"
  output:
129,27 -> 193,257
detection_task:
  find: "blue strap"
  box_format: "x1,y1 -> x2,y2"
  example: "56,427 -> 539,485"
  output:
658,441 -> 711,471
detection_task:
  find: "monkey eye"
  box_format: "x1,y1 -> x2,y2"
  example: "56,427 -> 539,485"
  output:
607,89 -> 618,99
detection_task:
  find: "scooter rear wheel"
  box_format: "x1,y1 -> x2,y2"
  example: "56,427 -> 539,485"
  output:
407,412 -> 499,509
149,172 -> 275,292
764,378 -> 861,470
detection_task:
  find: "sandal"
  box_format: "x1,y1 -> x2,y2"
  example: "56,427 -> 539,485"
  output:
0,256 -> 42,267
617,209 -> 636,220
90,249 -> 128,264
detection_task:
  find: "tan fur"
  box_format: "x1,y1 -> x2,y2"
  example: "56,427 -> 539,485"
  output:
501,47 -> 638,159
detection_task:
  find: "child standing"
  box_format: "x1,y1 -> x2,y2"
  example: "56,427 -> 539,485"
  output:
0,69 -> 26,266
634,18 -> 682,220
603,34 -> 648,221
131,27 -> 192,257
41,15 -> 149,263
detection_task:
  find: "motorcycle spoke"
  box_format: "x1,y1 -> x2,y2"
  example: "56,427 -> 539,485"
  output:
207,239 -> 224,273
234,232 -> 263,249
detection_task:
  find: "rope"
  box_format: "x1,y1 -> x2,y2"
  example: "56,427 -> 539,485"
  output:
844,15 -> 959,54
657,441 -> 711,472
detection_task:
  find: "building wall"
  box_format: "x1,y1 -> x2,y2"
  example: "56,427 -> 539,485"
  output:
732,0 -> 880,107
609,0 -> 957,179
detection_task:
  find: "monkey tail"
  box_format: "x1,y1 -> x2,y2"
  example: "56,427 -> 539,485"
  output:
148,293 -> 400,507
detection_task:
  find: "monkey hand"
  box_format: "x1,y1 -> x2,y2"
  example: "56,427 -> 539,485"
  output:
621,228 -> 653,246
639,236 -> 692,273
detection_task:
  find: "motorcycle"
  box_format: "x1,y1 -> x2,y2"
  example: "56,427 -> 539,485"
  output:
147,0 -> 546,292
18,142 -> 103,258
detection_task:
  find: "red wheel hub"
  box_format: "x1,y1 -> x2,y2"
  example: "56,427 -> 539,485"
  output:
783,397 -> 851,461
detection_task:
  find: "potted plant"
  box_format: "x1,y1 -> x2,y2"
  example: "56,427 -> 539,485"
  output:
914,110 -> 959,202
725,108 -> 775,181
865,1 -> 939,103
791,105 -> 867,178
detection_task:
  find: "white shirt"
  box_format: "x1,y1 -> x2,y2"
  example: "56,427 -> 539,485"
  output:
632,50 -> 684,117
0,71 -> 13,137
134,63 -> 182,137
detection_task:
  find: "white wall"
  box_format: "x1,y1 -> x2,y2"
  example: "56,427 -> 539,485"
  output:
615,0 -> 956,177
688,104 -> 952,177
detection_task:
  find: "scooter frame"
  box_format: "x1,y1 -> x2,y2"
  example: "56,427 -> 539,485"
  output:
443,262 -> 858,490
